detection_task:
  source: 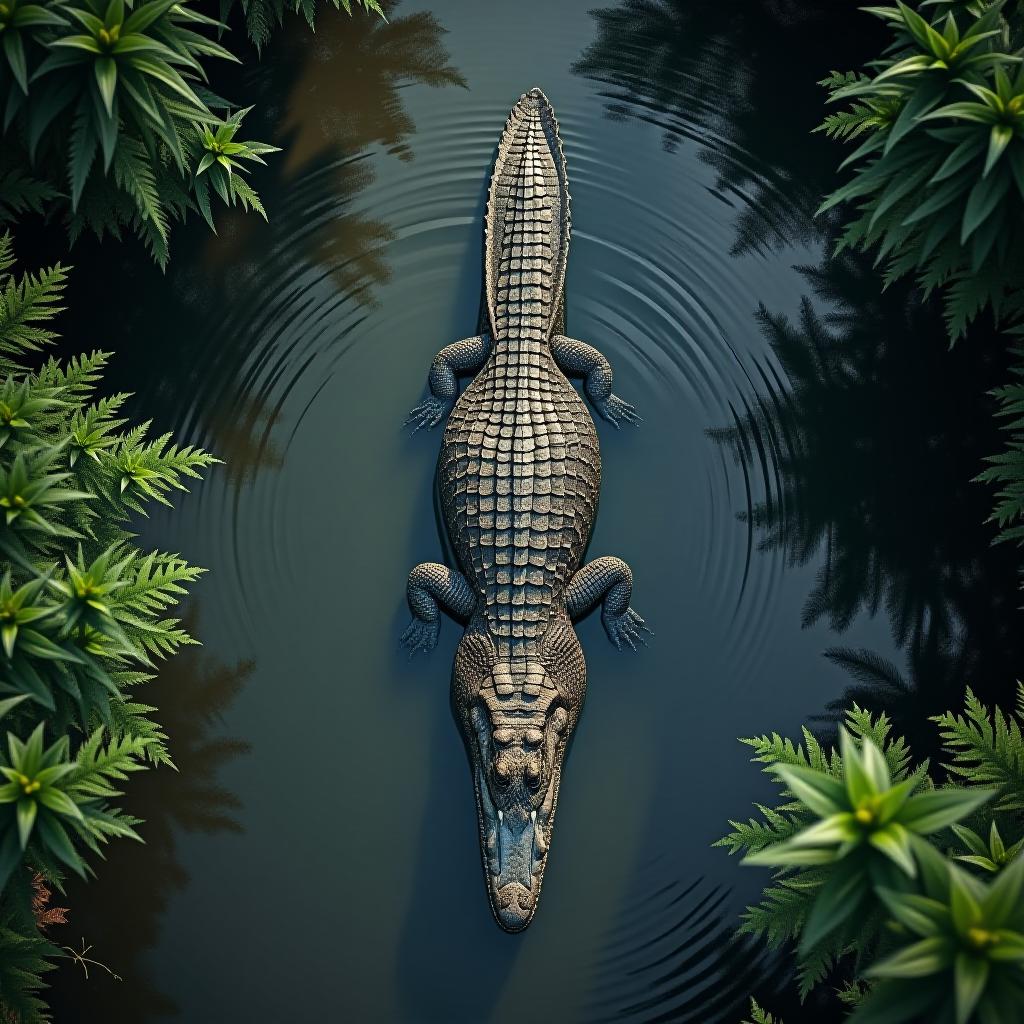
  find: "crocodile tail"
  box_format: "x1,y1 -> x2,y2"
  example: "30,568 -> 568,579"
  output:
484,88 -> 571,341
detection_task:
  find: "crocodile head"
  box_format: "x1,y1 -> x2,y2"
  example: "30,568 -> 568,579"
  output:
453,626 -> 585,931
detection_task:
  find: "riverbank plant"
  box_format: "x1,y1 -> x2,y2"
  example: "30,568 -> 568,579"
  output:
0,0 -> 383,266
719,688 -> 1024,1022
0,234 -> 216,1021
817,0 -> 1024,567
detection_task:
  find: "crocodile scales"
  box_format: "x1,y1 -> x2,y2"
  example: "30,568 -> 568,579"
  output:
402,88 -> 647,932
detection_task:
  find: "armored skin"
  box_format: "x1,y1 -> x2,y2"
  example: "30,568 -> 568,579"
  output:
403,88 -> 647,932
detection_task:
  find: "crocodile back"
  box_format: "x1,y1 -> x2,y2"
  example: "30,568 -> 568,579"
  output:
439,345 -> 600,658
485,89 -> 570,343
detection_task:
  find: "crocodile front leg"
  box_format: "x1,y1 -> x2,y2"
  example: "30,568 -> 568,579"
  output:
566,556 -> 650,651
401,562 -> 477,656
551,334 -> 640,428
405,334 -> 492,432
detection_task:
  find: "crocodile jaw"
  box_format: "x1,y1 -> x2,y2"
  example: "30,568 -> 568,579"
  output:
474,760 -> 560,932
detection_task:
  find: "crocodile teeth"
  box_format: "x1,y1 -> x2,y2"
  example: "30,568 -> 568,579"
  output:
533,820 -> 548,857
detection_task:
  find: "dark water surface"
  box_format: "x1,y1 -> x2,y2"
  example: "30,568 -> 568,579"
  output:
45,1 -> 1024,1021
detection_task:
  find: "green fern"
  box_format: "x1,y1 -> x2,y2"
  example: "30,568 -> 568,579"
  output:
741,998 -> 784,1024
716,707 -> 928,1000
0,242 -> 217,1017
0,160 -> 59,226
0,922 -> 58,1024
228,0 -> 386,50
933,684 -> 1024,811
976,344 -> 1024,549
0,242 -> 67,372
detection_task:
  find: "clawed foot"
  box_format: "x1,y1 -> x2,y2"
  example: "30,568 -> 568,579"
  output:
404,396 -> 450,433
597,394 -> 641,428
400,617 -> 440,657
602,607 -> 652,651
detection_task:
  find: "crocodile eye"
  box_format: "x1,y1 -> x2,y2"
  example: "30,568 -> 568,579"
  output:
493,728 -> 516,746
524,729 -> 543,748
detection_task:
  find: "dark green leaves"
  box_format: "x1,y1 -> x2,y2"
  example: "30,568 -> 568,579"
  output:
0,246 -> 215,976
818,1 -> 1024,340
2,0 -> 281,264
721,685 -> 1024,1014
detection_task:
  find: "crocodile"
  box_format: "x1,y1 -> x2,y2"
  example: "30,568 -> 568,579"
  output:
402,87 -> 647,932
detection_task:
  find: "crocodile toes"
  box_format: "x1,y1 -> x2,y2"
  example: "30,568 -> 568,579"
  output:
400,618 -> 440,657
599,395 -> 642,428
603,607 -> 651,651
404,398 -> 449,434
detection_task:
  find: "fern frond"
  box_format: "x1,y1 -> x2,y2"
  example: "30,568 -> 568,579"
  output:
0,252 -> 68,369
741,997 -> 785,1024
976,347 -> 1024,548
934,685 -> 1024,810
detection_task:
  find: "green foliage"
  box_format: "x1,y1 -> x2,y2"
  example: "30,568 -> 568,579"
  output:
934,683 -> 1024,810
817,1 -> 1024,341
0,919 -> 58,1024
741,998 -> 784,1024
952,819 -> 1024,870
856,843 -> 1024,1024
975,342 -> 1024,549
716,707 -> 930,997
221,0 -> 384,51
0,237 -> 215,1020
721,687 -> 1024,1019
0,0 -> 286,265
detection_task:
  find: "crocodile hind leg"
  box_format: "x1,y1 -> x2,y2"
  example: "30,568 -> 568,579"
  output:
551,335 -> 640,428
405,334 -> 492,432
566,556 -> 650,651
401,563 -> 477,656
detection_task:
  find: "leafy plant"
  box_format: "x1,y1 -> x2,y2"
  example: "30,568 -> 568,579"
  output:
717,707 -> 930,995
935,683 -> 1024,810
721,686 -> 1024,1020
220,0 -> 384,51
857,842 -> 1024,1024
976,340 -> 1024,552
817,1 -> 1024,341
0,0 -> 388,265
952,819 -> 1024,870
744,728 -> 991,945
0,0 -> 283,265
741,998 -> 784,1024
0,234 -> 216,1022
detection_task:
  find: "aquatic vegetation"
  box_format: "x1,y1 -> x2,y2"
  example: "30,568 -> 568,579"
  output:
0,235 -> 216,1022
719,687 -> 1024,1020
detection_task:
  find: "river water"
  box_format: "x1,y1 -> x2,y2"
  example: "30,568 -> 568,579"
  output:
45,1 -> 1023,1021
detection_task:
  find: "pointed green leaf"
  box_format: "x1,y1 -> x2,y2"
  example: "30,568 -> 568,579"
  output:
899,788 -> 995,834
954,952 -> 989,1024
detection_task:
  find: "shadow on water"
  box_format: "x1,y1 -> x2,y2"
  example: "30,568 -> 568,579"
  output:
46,613 -> 252,1022
573,0 -> 887,257
55,0 -> 464,467
709,248 -> 1024,759
582,864 -> 792,1024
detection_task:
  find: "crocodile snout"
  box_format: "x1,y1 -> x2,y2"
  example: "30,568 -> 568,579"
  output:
494,882 -> 535,931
